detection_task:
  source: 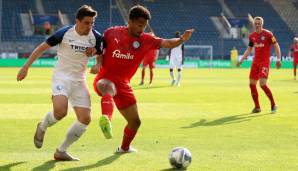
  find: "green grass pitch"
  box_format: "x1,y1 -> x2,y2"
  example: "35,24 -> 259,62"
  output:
0,68 -> 298,170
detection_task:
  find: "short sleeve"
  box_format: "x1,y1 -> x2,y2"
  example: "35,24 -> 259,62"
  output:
146,34 -> 162,50
268,31 -> 276,44
46,25 -> 72,46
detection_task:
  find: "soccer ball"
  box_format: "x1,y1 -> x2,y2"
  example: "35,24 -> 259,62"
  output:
168,147 -> 192,169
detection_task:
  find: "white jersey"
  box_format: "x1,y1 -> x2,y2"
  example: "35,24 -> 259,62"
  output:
46,25 -> 102,81
169,44 -> 184,68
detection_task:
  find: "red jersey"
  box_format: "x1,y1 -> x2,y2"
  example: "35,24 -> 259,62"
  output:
97,26 -> 162,82
249,29 -> 277,65
290,43 -> 298,62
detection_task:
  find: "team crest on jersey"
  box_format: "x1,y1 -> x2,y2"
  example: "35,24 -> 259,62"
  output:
261,36 -> 265,41
132,41 -> 140,49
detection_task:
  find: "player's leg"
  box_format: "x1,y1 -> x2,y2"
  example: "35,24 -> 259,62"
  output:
249,79 -> 261,113
54,106 -> 90,161
149,63 -> 154,85
169,58 -> 175,85
249,65 -> 261,113
294,61 -> 297,80
95,79 -> 116,139
34,80 -> 69,148
259,78 -> 276,113
140,67 -> 145,85
176,59 -> 183,86
117,104 -> 140,153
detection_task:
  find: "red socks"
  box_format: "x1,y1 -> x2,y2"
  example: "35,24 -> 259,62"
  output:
249,84 -> 260,108
141,68 -> 145,82
260,85 -> 275,107
149,69 -> 153,84
101,94 -> 114,120
121,126 -> 137,151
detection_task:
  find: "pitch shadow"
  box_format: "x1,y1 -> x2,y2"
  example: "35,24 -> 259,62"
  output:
160,168 -> 186,171
61,154 -> 120,171
31,160 -> 59,171
0,161 -> 27,171
182,112 -> 272,128
133,85 -> 171,90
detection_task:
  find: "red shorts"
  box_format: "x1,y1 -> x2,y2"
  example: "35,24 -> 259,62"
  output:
142,58 -> 155,69
93,76 -> 136,109
294,60 -> 298,67
249,63 -> 270,80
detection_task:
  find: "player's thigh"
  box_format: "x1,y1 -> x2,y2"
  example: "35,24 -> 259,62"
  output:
96,79 -> 116,96
260,65 -> 270,79
52,95 -> 68,118
69,81 -> 91,111
249,64 -> 260,81
52,79 -> 70,117
118,104 -> 141,128
73,106 -> 91,125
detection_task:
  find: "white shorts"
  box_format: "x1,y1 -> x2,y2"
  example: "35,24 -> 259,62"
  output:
169,56 -> 183,69
52,78 -> 91,109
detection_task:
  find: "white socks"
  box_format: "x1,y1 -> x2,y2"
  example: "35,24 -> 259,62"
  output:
58,121 -> 87,152
170,71 -> 175,80
177,71 -> 182,84
40,112 -> 58,132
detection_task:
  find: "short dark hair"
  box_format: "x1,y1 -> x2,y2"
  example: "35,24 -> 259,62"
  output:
129,5 -> 151,20
175,31 -> 180,37
76,5 -> 97,21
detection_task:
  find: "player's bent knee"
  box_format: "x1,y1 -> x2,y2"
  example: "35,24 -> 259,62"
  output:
78,116 -> 91,125
53,110 -> 67,120
134,118 -> 141,128
96,80 -> 116,96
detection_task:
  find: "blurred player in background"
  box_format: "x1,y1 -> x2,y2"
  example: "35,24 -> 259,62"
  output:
169,31 -> 185,86
90,5 -> 194,153
288,37 -> 298,80
17,5 -> 101,161
237,17 -> 281,114
139,32 -> 159,86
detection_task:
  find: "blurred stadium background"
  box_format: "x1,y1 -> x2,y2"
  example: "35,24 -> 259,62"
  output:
0,0 -> 297,67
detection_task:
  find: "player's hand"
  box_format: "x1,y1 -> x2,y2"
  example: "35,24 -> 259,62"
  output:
90,63 -> 101,74
276,60 -> 281,69
17,67 -> 28,81
236,61 -> 241,67
86,47 -> 97,57
181,29 -> 195,42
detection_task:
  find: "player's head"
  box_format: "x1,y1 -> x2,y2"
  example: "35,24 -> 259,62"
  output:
294,37 -> 298,44
75,5 -> 97,35
128,5 -> 151,37
175,31 -> 180,38
253,17 -> 264,32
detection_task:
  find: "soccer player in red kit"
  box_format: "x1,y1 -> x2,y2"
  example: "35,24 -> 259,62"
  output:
139,32 -> 159,86
289,37 -> 298,80
90,5 -> 194,153
237,17 -> 281,114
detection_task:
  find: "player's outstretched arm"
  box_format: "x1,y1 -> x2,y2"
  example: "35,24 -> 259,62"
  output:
90,54 -> 103,74
17,42 -> 51,81
160,29 -> 194,48
274,42 -> 281,69
236,47 -> 252,67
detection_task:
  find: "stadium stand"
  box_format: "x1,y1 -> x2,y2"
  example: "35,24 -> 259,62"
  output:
0,0 -> 296,58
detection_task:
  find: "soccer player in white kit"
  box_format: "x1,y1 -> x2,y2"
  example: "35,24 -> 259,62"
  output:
16,5 -> 102,161
169,31 -> 184,86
